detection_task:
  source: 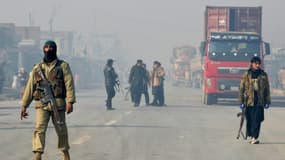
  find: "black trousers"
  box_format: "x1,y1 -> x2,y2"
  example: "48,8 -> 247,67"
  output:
246,106 -> 264,139
152,85 -> 164,106
106,85 -> 115,108
142,87 -> 149,105
133,89 -> 142,105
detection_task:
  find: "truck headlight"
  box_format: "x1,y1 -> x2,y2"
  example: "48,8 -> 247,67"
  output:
220,84 -> 225,90
206,78 -> 212,87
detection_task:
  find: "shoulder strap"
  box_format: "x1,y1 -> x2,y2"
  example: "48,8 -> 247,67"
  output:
37,63 -> 49,82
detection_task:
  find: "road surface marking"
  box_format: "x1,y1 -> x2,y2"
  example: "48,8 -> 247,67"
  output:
105,120 -> 117,125
72,135 -> 91,145
125,111 -> 132,115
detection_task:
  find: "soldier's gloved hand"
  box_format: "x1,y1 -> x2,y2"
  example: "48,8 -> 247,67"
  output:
20,107 -> 29,120
240,104 -> 245,110
264,104 -> 270,109
66,103 -> 73,114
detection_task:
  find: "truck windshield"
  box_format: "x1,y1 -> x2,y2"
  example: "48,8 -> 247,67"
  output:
209,41 -> 260,61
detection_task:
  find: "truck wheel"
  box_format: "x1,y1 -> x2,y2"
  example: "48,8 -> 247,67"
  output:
203,93 -> 217,105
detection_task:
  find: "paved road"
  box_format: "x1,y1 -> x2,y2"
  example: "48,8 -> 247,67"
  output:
0,85 -> 285,160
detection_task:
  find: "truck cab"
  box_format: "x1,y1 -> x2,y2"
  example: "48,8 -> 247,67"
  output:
201,32 -> 270,104
200,6 -> 271,105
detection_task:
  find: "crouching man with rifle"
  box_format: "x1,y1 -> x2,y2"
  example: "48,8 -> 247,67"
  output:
238,56 -> 271,144
20,41 -> 76,160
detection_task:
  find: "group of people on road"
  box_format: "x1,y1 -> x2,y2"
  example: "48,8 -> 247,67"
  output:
16,39 -> 271,160
103,59 -> 166,110
127,59 -> 166,107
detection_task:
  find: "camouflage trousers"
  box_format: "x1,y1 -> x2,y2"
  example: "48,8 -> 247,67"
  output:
32,108 -> 70,153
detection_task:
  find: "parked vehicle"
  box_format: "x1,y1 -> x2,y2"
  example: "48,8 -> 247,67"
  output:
170,46 -> 196,87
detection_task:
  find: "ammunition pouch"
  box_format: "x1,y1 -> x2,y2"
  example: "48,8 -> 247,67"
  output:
33,61 -> 66,100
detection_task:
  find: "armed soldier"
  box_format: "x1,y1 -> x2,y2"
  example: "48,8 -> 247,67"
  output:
20,41 -> 76,160
104,59 -> 118,110
239,56 -> 270,144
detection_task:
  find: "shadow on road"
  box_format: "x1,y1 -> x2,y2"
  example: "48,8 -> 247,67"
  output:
260,142 -> 285,145
0,124 -> 171,130
0,106 -> 20,110
212,96 -> 285,108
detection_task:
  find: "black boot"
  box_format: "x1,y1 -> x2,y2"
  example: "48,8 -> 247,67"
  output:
106,99 -> 115,110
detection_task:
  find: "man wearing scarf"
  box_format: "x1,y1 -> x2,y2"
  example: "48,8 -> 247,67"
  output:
239,56 -> 271,144
20,40 -> 76,160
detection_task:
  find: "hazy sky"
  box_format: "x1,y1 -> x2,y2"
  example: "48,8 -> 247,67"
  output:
0,0 -> 284,64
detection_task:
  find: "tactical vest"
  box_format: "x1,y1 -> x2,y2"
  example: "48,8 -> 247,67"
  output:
33,60 -> 66,100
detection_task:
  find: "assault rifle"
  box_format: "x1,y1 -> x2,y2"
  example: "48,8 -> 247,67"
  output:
114,80 -> 121,92
236,95 -> 248,140
114,80 -> 127,99
36,66 -> 63,127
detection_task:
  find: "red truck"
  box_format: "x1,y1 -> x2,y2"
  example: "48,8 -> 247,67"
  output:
200,6 -> 271,105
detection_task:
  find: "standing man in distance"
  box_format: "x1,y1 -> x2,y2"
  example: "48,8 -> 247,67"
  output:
150,61 -> 166,106
20,40 -> 76,160
0,49 -> 7,94
104,59 -> 118,110
142,63 -> 151,106
239,56 -> 271,144
129,59 -> 148,107
16,67 -> 29,98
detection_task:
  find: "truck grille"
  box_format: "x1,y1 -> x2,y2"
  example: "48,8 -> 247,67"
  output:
218,67 -> 248,75
217,79 -> 241,91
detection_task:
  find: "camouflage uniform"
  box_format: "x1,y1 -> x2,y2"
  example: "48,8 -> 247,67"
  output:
239,69 -> 271,107
22,59 -> 76,154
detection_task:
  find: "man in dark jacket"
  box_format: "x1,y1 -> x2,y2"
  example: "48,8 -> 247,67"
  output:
142,63 -> 150,106
104,59 -> 118,110
239,56 -> 271,144
129,60 -> 148,107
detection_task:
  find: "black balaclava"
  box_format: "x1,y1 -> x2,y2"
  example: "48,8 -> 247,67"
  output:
43,40 -> 57,63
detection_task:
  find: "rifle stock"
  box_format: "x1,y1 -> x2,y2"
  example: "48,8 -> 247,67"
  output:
236,95 -> 248,140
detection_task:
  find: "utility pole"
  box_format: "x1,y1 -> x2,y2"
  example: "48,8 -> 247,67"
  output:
28,12 -> 34,26
49,6 -> 56,39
